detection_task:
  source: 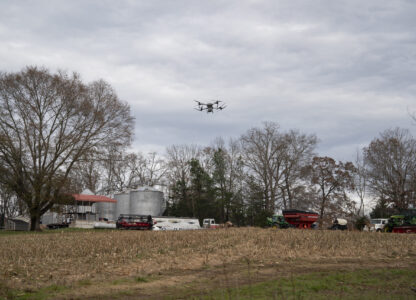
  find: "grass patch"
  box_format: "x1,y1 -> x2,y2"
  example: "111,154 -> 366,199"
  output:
0,284 -> 68,300
0,230 -> 33,236
196,268 -> 416,300
78,279 -> 92,287
111,278 -> 130,285
135,276 -> 149,283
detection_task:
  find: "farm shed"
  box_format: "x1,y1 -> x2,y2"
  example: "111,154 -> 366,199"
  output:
5,216 -> 30,231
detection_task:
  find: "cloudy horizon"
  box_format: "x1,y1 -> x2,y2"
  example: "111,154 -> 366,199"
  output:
1,0 -> 415,162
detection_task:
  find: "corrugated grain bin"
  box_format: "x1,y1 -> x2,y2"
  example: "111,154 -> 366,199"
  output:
129,187 -> 164,216
96,201 -> 116,221
114,191 -> 130,220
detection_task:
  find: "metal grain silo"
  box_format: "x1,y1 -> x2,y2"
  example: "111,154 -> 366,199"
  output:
96,201 -> 116,221
114,191 -> 130,219
129,186 -> 165,216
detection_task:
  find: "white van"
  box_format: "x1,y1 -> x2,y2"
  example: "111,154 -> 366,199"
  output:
369,218 -> 388,232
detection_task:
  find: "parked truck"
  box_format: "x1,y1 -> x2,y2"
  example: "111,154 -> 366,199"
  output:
202,218 -> 219,229
369,218 -> 389,232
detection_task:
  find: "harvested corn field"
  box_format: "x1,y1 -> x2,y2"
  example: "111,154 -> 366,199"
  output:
1,228 -> 415,299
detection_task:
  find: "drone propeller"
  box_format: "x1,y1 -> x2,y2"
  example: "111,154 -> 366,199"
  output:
218,105 -> 227,110
194,100 -> 205,106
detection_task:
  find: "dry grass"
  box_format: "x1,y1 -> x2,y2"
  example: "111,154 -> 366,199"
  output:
1,228 -> 415,292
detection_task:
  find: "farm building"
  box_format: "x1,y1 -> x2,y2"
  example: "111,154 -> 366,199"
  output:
70,193 -> 117,228
41,187 -> 166,228
41,189 -> 117,228
4,216 -> 30,231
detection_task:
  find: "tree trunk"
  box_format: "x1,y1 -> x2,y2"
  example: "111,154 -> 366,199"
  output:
319,203 -> 325,229
319,191 -> 326,229
30,211 -> 42,231
285,178 -> 293,209
280,187 -> 287,209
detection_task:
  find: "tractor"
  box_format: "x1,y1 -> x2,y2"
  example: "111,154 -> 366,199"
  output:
384,210 -> 416,233
384,215 -> 405,232
267,215 -> 290,229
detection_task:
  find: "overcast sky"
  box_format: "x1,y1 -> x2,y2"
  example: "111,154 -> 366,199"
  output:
1,0 -> 415,161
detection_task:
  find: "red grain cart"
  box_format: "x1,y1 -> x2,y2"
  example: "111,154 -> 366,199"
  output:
282,210 -> 319,229
392,226 -> 416,233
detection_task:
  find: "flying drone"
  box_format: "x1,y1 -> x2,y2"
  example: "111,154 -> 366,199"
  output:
194,100 -> 226,113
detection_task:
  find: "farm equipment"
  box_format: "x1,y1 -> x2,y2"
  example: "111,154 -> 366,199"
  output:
267,215 -> 291,229
392,225 -> 416,233
46,223 -> 69,229
282,209 -> 319,229
116,214 -> 154,230
383,215 -> 404,232
152,217 -> 201,230
384,210 -> 416,233
328,218 -> 348,230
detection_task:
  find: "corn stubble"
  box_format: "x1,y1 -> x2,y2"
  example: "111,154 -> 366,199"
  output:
1,228 -> 415,290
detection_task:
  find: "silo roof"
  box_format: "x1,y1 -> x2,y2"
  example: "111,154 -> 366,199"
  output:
72,194 -> 117,203
135,186 -> 161,192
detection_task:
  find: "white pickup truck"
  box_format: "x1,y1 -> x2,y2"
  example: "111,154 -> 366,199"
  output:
202,218 -> 219,229
369,218 -> 388,232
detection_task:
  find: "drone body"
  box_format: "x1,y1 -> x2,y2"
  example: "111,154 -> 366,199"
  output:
194,100 -> 226,113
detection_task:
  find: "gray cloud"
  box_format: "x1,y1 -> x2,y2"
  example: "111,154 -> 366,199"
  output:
1,0 -> 415,161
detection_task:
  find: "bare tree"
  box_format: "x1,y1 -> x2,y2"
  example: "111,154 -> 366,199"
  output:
0,67 -> 133,230
307,156 -> 356,227
141,152 -> 166,187
96,149 -> 167,194
364,128 -> 416,210
354,150 -> 367,216
165,144 -> 201,213
239,123 -> 316,213
101,149 -> 137,193
165,144 -> 201,187
279,130 -> 317,209
71,157 -> 102,194
240,122 -> 286,214
225,138 -> 246,224
115,151 -> 166,188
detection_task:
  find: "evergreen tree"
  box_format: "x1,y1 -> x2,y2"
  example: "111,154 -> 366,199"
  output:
189,159 -> 216,222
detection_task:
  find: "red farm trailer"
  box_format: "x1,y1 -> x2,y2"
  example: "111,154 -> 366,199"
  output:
282,210 -> 319,229
392,226 -> 416,233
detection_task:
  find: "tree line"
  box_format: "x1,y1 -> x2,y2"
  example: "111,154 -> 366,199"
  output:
1,67 -> 415,230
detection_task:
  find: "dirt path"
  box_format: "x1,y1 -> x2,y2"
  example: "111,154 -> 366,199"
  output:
53,257 -> 416,299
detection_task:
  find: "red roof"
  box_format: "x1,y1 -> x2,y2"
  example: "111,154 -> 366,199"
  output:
72,194 -> 117,203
